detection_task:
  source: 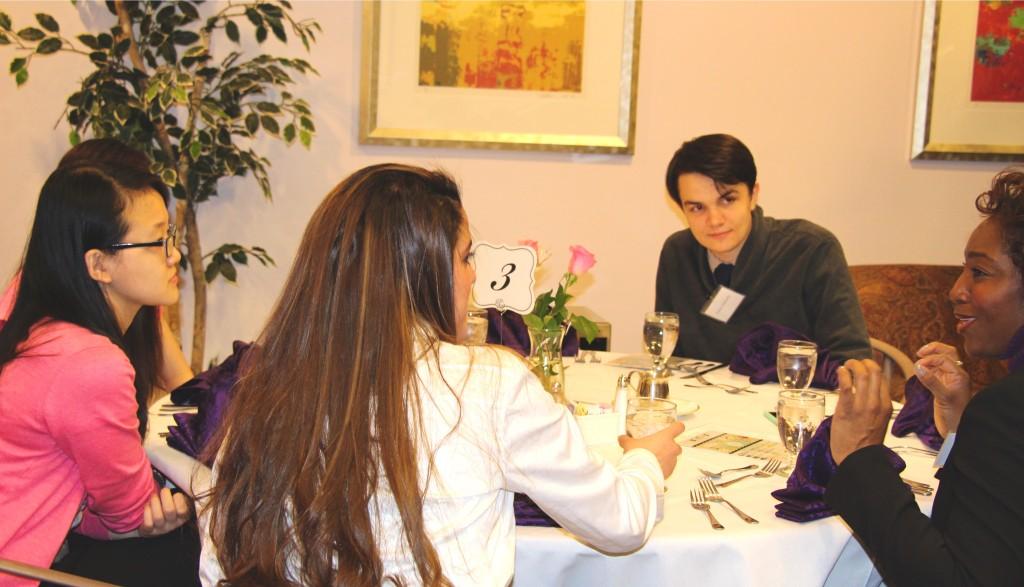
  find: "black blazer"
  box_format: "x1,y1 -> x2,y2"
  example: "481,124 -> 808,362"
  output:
825,369 -> 1024,586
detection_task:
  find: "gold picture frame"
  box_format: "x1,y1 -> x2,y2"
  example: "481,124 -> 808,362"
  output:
359,0 -> 642,154
912,0 -> 1024,161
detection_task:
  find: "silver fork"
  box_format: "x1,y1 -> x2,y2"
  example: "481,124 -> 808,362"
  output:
716,458 -> 783,488
679,365 -> 755,394
689,489 -> 724,530
699,478 -> 759,524
697,463 -> 759,479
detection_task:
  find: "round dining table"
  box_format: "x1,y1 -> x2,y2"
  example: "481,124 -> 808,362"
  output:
512,352 -> 938,587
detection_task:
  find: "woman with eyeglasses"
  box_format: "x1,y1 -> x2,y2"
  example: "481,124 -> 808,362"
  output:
0,143 -> 198,586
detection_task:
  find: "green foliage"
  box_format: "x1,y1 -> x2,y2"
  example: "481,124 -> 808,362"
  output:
200,243 -> 275,284
527,271 -> 599,343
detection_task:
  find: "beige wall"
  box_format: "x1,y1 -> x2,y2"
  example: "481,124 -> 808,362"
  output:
0,1 -> 1010,361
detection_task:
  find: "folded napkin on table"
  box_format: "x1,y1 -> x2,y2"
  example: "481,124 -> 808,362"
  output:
729,322 -> 840,390
891,376 -> 943,450
771,417 -> 906,522
514,492 -> 560,527
166,340 -> 252,465
485,308 -> 579,357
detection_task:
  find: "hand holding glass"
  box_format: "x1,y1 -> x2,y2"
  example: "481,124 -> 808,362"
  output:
626,398 -> 677,438
777,340 -> 818,390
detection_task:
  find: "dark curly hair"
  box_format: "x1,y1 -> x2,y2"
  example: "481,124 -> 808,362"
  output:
975,168 -> 1024,281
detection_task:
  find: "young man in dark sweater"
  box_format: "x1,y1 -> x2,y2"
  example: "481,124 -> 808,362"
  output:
654,133 -> 871,363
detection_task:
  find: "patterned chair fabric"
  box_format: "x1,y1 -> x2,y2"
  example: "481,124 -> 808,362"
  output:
849,265 -> 1006,395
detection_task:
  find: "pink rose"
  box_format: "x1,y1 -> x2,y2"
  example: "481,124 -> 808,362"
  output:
568,245 -> 596,275
518,239 -> 540,254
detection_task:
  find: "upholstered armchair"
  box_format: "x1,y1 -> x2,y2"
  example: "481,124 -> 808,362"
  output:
849,265 -> 1007,400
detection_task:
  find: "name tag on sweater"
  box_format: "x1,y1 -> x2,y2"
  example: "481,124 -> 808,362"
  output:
701,285 -> 744,323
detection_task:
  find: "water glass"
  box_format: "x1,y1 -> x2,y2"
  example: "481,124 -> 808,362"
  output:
643,311 -> 680,372
626,398 -> 677,438
776,390 -> 826,465
776,340 -> 817,390
465,310 -> 489,345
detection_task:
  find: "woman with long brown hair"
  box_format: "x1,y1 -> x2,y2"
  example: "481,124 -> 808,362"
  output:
200,163 -> 683,586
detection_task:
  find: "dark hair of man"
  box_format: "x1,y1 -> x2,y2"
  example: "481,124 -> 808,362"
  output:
976,168 -> 1024,283
664,133 -> 758,207
0,159 -> 168,438
206,163 -> 464,587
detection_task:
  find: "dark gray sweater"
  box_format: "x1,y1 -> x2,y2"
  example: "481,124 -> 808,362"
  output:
654,207 -> 871,362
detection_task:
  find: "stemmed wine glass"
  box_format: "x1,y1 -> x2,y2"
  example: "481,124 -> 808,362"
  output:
643,311 -> 679,374
776,340 -> 818,390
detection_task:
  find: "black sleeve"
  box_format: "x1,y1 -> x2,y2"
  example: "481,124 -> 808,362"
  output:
825,386 -> 1024,586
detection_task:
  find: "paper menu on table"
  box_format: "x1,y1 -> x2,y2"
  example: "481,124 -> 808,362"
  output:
682,430 -> 790,471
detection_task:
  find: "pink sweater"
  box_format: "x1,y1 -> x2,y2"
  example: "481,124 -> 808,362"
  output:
0,318 -> 157,585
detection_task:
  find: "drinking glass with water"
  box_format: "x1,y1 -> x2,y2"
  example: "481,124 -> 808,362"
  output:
777,390 -> 825,468
643,311 -> 679,372
776,340 -> 817,390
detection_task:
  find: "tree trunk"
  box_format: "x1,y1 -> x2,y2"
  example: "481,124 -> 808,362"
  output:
183,200 -> 206,372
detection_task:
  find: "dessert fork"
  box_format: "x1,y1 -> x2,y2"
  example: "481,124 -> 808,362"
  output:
716,458 -> 783,488
699,478 -> 758,524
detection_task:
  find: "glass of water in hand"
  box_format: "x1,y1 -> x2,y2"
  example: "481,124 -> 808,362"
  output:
643,312 -> 679,372
777,390 -> 825,468
626,398 -> 678,438
776,340 -> 817,390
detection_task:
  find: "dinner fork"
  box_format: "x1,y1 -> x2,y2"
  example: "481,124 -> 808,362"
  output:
689,489 -> 724,530
678,365 -> 755,394
716,458 -> 783,488
699,478 -> 759,524
697,463 -> 759,479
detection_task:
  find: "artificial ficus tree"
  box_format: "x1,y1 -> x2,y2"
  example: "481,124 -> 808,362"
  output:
1,1 -> 320,370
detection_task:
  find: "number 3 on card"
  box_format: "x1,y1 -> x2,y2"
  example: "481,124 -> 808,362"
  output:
471,242 -> 537,314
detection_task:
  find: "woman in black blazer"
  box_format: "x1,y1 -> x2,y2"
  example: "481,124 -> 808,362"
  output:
825,169 -> 1024,587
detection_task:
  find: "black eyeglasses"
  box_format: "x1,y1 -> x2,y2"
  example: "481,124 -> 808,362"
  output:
107,224 -> 178,258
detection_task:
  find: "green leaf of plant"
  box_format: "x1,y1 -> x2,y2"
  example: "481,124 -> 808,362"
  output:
189,141 -> 201,159
523,314 -> 544,331
17,27 -> 45,41
77,33 -> 100,49
283,123 -> 295,143
220,260 -> 237,282
244,112 -> 259,134
256,101 -> 280,113
156,5 -> 176,26
9,57 -> 25,74
299,116 -> 315,131
35,13 -> 59,33
179,2 -> 199,21
570,315 -> 600,344
144,80 -> 161,102
160,167 -> 178,186
173,30 -> 199,45
269,19 -> 286,43
245,8 -> 262,27
0,34 -> 9,45
231,251 -> 248,264
0,12 -> 11,31
299,129 -> 312,148
36,37 -> 61,54
204,260 -> 220,283
15,67 -> 27,86
97,32 -> 113,49
89,51 -> 106,65
68,128 -> 80,146
260,115 -> 279,134
255,25 -> 267,44
225,20 -> 240,43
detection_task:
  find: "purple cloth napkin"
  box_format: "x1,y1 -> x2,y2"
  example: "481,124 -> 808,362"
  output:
729,322 -> 840,390
891,376 -> 943,450
485,308 -> 579,357
166,340 -> 252,465
772,417 -> 906,522
513,492 -> 560,527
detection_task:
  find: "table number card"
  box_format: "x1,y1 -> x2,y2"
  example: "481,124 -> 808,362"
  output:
471,242 -> 537,313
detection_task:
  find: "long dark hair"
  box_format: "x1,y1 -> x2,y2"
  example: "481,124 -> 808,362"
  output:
0,157 -> 168,437
207,163 -> 464,586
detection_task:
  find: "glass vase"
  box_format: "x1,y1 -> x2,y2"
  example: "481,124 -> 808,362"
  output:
527,325 -> 567,404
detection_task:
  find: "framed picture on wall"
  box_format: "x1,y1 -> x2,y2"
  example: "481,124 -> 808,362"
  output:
359,0 -> 642,154
912,0 -> 1024,161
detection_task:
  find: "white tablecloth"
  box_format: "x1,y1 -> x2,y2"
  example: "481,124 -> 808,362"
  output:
512,353 -> 937,587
